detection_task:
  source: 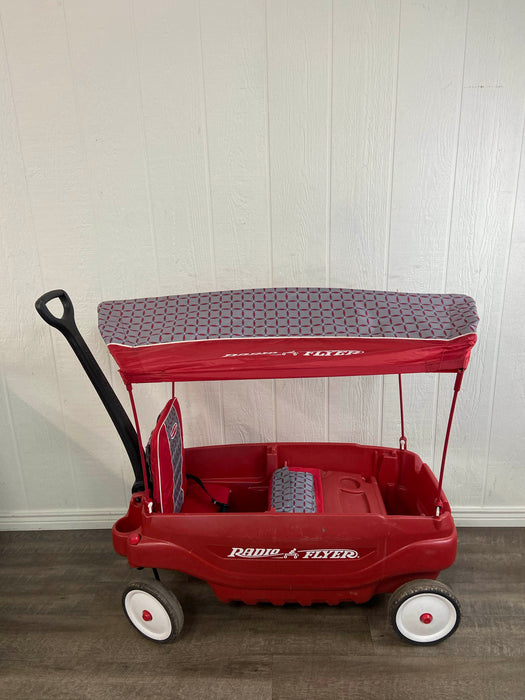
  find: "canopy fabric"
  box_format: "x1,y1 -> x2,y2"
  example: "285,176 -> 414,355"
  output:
98,287 -> 478,383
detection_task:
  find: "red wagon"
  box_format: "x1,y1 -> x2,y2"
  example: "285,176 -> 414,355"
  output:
36,286 -> 478,644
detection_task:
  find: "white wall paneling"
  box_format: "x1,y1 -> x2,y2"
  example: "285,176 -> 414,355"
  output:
199,0 -> 274,444
329,0 -> 399,445
132,0 -> 222,446
383,0 -> 468,466
484,117 -> 525,506
268,0 -> 332,442
1,0 -> 525,528
434,0 -> 525,507
1,0 -> 123,512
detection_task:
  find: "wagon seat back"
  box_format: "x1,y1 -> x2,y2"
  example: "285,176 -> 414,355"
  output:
147,398 -> 230,513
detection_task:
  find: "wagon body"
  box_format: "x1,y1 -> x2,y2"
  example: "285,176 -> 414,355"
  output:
113,441 -> 456,605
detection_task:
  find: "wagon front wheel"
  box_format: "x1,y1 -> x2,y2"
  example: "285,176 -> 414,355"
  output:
122,580 -> 184,643
388,579 -> 460,645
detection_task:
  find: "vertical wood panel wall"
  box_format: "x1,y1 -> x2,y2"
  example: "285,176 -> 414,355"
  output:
1,0 -> 524,528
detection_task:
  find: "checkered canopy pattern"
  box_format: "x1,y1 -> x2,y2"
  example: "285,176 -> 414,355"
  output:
98,287 -> 478,346
270,467 -> 317,514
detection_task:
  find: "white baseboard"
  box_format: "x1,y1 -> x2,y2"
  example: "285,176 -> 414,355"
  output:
1,506 -> 525,531
0,508 -> 122,531
452,506 -> 525,527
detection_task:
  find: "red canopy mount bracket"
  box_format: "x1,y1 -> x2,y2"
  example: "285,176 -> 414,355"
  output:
398,375 -> 407,450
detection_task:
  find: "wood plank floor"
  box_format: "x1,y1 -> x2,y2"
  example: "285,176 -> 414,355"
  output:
1,527 -> 524,699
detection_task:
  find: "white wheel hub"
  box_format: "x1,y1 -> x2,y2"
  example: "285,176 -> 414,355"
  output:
396,593 -> 457,643
124,589 -> 172,641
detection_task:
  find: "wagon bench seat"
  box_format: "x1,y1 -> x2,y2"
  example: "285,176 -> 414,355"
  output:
269,465 -> 386,515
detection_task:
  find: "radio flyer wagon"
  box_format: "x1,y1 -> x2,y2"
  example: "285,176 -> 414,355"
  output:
35,286 -> 478,645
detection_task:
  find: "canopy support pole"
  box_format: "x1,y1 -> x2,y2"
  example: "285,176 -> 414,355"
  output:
126,383 -> 151,503
435,369 -> 464,516
398,375 -> 407,450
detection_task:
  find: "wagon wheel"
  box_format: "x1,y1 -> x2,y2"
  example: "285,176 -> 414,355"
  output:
388,579 -> 461,645
122,580 -> 184,643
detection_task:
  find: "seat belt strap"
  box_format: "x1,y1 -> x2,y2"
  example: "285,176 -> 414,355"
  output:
186,474 -> 229,512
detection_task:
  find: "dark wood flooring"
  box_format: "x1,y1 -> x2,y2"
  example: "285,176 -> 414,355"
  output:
1,527 -> 524,699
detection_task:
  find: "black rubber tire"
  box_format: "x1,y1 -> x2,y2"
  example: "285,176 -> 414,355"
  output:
388,579 -> 461,645
122,579 -> 184,643
361,594 -> 380,608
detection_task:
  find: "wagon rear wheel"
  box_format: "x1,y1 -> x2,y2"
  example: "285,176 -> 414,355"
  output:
388,579 -> 461,645
122,580 -> 184,643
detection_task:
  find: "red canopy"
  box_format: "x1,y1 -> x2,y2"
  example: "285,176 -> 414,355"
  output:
98,288 -> 478,383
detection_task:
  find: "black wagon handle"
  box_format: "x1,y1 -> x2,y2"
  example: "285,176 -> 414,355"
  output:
35,289 -> 77,336
35,289 -> 145,491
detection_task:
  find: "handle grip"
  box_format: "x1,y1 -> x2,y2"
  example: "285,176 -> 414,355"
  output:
35,289 -> 77,335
